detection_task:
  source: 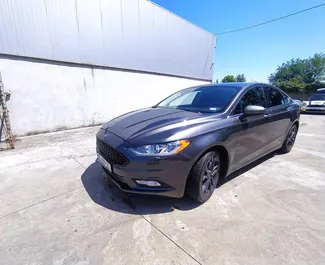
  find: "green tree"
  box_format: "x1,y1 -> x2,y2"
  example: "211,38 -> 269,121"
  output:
268,53 -> 325,93
236,74 -> 246,82
222,75 -> 236,83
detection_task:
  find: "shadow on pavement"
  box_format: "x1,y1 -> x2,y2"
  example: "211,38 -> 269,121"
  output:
81,152 -> 275,215
218,152 -> 276,187
81,162 -> 201,215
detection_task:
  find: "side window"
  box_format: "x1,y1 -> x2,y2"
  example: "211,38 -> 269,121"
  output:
233,87 -> 266,114
265,87 -> 287,107
280,92 -> 292,104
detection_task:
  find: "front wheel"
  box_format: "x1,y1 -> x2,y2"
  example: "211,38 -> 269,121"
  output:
279,124 -> 298,154
186,151 -> 220,203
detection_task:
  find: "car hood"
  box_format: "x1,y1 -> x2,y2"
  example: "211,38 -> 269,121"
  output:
102,107 -> 221,145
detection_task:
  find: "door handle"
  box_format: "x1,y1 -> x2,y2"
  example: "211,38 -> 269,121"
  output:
264,113 -> 272,119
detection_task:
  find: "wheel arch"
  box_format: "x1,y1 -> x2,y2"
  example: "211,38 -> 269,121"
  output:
285,119 -> 299,137
293,120 -> 299,129
188,144 -> 230,180
184,144 -> 230,201
210,145 -> 229,179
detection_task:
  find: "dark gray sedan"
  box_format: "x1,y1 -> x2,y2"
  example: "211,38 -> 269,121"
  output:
96,83 -> 300,203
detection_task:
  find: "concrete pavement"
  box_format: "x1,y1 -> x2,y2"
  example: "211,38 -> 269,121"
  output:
0,115 -> 325,265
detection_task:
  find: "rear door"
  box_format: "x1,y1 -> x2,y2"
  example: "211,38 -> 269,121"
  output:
231,86 -> 273,169
263,86 -> 293,148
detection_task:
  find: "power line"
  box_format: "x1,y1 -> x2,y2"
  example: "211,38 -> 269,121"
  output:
216,3 -> 325,36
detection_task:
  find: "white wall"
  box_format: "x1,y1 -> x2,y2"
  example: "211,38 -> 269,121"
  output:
0,0 -> 215,80
0,58 -> 209,136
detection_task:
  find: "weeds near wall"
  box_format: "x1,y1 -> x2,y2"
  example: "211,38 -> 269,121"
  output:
0,71 -> 14,151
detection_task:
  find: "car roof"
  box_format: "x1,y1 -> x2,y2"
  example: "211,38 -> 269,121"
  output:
192,82 -> 267,90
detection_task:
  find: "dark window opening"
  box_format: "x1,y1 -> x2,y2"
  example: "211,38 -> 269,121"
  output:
265,87 -> 287,107
233,87 -> 266,114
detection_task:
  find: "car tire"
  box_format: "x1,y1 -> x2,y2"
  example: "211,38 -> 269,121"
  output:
186,151 -> 221,203
279,124 -> 298,154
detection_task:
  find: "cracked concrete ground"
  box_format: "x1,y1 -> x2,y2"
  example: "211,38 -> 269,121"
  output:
0,114 -> 325,265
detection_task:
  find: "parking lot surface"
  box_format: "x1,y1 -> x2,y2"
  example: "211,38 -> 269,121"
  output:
1,114 -> 325,265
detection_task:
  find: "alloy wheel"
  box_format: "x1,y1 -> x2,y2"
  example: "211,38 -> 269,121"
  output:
286,125 -> 297,151
201,154 -> 220,195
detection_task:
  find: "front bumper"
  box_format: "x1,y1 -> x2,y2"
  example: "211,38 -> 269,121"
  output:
303,106 -> 325,113
96,129 -> 194,198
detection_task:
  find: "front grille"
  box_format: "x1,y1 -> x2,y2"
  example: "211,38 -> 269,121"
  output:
307,109 -> 325,112
97,138 -> 128,166
308,105 -> 325,107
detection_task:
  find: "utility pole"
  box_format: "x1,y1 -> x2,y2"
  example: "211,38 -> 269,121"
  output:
0,71 -> 14,150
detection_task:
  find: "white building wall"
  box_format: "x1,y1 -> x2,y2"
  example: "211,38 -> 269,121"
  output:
0,0 -> 216,81
0,58 -> 210,136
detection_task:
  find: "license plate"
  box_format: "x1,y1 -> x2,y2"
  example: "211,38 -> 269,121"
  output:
98,153 -> 112,173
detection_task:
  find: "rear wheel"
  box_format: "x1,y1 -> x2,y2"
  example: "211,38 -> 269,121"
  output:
279,124 -> 298,154
186,151 -> 220,203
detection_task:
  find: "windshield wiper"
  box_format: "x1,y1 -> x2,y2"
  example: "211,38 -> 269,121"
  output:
176,107 -> 204,113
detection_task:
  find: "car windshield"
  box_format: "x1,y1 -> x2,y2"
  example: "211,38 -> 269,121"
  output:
310,94 -> 325,101
157,85 -> 241,113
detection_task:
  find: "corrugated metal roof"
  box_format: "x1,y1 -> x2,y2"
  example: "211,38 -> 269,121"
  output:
0,0 -> 216,80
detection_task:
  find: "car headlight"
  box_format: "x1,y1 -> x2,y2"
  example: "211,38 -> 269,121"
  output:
128,140 -> 190,156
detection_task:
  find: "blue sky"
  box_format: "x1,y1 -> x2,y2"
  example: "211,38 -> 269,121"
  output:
152,0 -> 325,82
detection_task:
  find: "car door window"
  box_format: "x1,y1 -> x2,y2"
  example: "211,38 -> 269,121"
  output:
265,87 -> 288,107
280,92 -> 292,104
233,87 -> 266,114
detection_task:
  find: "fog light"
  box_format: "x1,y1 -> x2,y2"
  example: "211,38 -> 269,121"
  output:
135,180 -> 161,187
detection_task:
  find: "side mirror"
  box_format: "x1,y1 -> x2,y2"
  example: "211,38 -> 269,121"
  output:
244,105 -> 265,116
